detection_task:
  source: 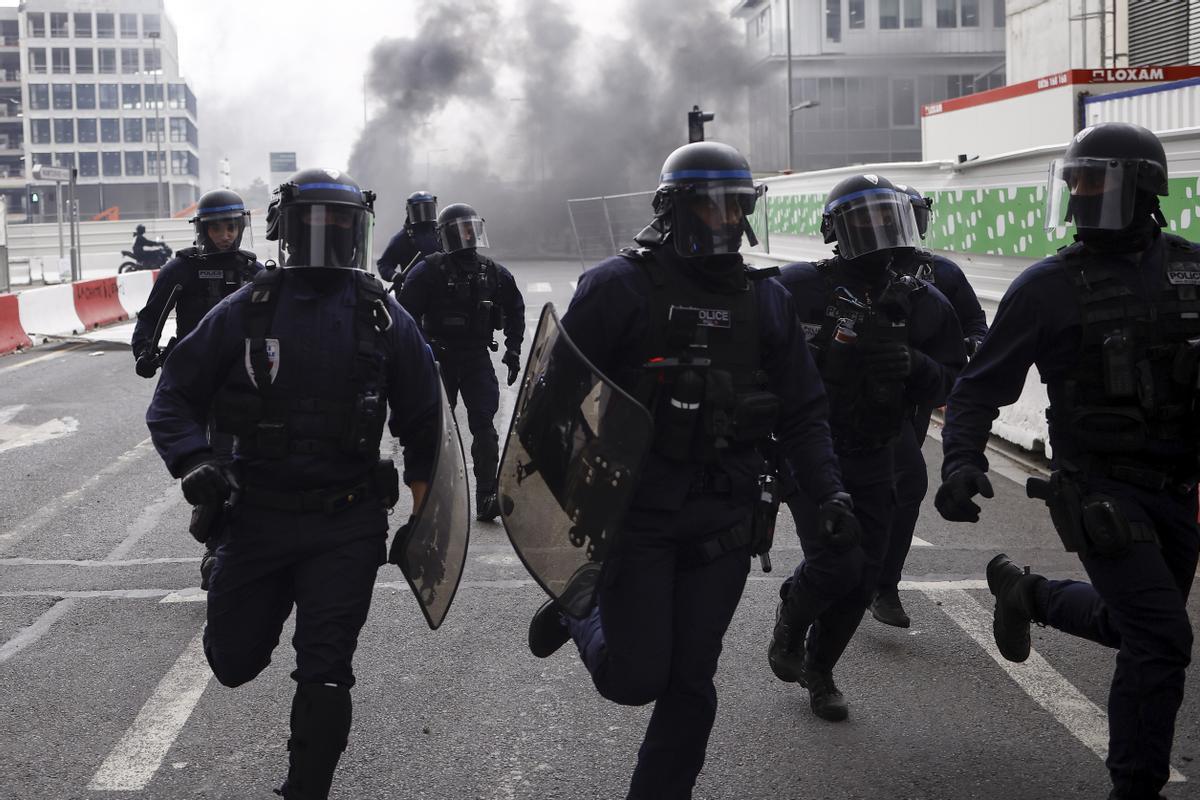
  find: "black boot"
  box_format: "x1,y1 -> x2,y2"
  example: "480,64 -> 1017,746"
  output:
199,545 -> 216,592
768,598 -> 807,683
870,589 -> 911,628
528,600 -> 570,658
476,492 -> 499,522
796,656 -> 849,722
275,683 -> 352,800
986,553 -> 1044,664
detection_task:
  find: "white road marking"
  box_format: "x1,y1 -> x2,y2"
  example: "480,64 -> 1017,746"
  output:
0,588 -> 180,600
88,631 -> 212,791
0,598 -> 78,664
526,282 -> 552,293
106,484 -> 184,561
911,536 -> 934,548
0,342 -> 88,375
0,556 -> 199,568
0,405 -> 80,454
922,586 -> 1187,784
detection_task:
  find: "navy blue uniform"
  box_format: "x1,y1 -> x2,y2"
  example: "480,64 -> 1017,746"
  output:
777,260 -> 965,672
398,253 -> 524,499
560,249 -> 843,799
881,252 -> 989,596
146,269 -> 439,690
942,233 -> 1199,800
377,226 -> 441,283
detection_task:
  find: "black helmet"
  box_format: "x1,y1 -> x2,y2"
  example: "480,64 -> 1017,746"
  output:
274,168 -> 375,269
135,224 -> 146,235
436,202 -> 488,254
190,189 -> 251,254
406,191 -> 437,227
638,141 -> 764,258
895,183 -> 933,238
821,174 -> 920,260
1045,122 -> 1169,231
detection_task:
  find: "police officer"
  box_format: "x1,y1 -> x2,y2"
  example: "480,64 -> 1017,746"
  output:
397,202 -> 524,521
377,190 -> 441,284
523,142 -> 855,799
132,189 -> 261,589
937,123 -> 1197,800
768,174 -> 966,721
146,168 -> 441,800
870,184 -> 990,628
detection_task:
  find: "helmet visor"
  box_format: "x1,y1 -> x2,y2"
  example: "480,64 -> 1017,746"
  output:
827,188 -> 919,260
196,210 -> 252,254
407,200 -> 438,225
440,217 -> 489,253
279,203 -> 373,269
670,182 -> 763,258
1045,157 -> 1138,231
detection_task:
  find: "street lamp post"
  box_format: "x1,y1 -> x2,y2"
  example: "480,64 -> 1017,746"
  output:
147,31 -> 164,219
785,0 -> 794,172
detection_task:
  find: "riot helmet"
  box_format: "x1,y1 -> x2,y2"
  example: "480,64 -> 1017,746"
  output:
641,141 -> 764,258
896,183 -> 933,238
273,168 -> 375,269
1045,122 -> 1169,232
190,189 -> 252,254
406,191 -> 438,227
821,174 -> 920,260
436,203 -> 489,254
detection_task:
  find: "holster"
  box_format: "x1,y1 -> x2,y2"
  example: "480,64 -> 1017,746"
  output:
749,472 -> 780,572
188,503 -> 224,544
1027,472 -> 1156,557
373,458 -> 401,509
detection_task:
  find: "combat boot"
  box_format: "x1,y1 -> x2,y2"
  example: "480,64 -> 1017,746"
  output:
870,589 -> 911,628
199,545 -> 216,592
476,492 -> 499,522
986,553 -> 1044,663
528,600 -> 570,658
795,657 -> 849,722
767,599 -> 806,683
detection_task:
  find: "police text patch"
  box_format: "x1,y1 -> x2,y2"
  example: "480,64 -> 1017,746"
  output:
670,305 -> 731,328
198,269 -> 224,280
1167,263 -> 1200,285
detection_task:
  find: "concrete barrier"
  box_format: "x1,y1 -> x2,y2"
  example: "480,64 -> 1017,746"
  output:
0,293 -> 30,354
73,277 -> 128,330
116,270 -> 156,317
17,283 -> 84,336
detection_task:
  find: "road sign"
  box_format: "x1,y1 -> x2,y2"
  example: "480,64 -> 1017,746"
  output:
32,165 -> 71,182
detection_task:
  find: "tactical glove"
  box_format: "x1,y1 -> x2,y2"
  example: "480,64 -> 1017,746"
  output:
816,491 -> 861,553
388,518 -> 413,567
135,351 -> 159,379
965,336 -> 984,358
858,341 -> 911,380
935,466 -> 994,523
181,460 -> 239,506
502,350 -> 521,387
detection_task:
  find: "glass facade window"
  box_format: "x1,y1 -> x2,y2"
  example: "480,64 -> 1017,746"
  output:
54,152 -> 74,170
937,0 -> 957,27
51,48 -> 70,75
51,84 -> 71,109
146,117 -> 163,142
171,151 -> 187,176
892,78 -> 916,126
102,151 -> 121,176
27,13 -> 44,38
96,13 -> 115,39
961,0 -> 980,26
100,118 -> 120,142
143,48 -> 161,72
79,152 -> 98,177
30,119 -> 50,144
124,117 -> 143,142
32,152 -> 52,168
125,151 -> 144,175
122,83 -> 141,109
121,48 -> 139,74
74,13 -> 92,38
99,83 -> 119,109
186,86 -> 197,116
76,48 -> 94,74
28,48 -> 46,75
77,118 -> 97,143
169,117 -> 186,142
76,84 -> 95,109
144,83 -> 163,106
120,14 -> 138,38
187,152 -> 199,178
143,14 -> 161,36
53,118 -> 73,143
995,0 -> 1006,27
28,84 -> 49,110
880,0 -> 900,29
168,83 -> 184,109
904,0 -> 923,27
146,150 -> 163,176
50,13 -> 68,38
98,48 -> 116,74
826,0 -> 841,42
849,0 -> 864,29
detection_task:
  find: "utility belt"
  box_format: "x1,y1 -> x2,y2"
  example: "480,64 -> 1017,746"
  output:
684,472 -> 779,572
239,459 -> 400,515
1026,469 -> 1160,558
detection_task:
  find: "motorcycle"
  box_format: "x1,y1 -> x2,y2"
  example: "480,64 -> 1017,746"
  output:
118,242 -> 172,273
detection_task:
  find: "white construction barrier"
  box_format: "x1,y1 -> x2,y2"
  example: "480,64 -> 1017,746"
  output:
116,270 -> 155,318
16,283 -> 84,336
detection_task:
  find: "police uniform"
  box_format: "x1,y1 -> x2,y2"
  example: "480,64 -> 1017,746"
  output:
398,250 -> 524,506
941,231 -> 1200,800
377,226 -> 441,284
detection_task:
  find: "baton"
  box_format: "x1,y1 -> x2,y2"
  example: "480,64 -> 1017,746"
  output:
149,283 -> 182,354
398,251 -> 424,281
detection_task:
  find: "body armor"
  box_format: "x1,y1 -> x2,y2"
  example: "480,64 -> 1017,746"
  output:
174,247 -> 258,340
419,252 -> 503,346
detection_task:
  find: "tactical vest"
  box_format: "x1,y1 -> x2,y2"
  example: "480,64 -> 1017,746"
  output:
419,252 -> 503,344
808,259 -> 923,452
624,249 -> 780,464
1053,235 -> 1200,465
174,247 -> 258,339
214,267 -> 393,461
894,249 -> 936,286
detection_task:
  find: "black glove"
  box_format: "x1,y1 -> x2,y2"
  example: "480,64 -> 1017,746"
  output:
181,460 -> 239,506
388,518 -> 413,567
965,336 -> 984,358
135,351 -> 159,379
935,466 -> 994,523
816,491 -> 861,553
858,341 -> 911,381
502,350 -> 521,387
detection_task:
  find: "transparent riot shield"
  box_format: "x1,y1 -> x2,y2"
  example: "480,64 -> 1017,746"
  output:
499,303 -> 653,618
394,368 -> 471,630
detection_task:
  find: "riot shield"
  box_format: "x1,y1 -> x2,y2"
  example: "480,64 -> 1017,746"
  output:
499,303 -> 653,618
394,367 -> 471,630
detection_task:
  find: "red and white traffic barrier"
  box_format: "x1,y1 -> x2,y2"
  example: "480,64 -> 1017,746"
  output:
0,294 -> 32,355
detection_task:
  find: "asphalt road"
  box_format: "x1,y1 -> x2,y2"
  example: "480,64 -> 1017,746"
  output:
1,259 -> 1197,800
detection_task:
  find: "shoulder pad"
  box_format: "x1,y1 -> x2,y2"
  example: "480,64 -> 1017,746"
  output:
1054,240 -> 1088,260
355,269 -> 387,298
618,246 -> 655,263
1164,233 -> 1200,253
424,252 -> 445,270
249,266 -> 282,303
176,246 -> 201,259
747,265 -> 780,281
814,258 -> 837,272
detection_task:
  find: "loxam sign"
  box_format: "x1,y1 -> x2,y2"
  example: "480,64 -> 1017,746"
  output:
1090,67 -> 1164,82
